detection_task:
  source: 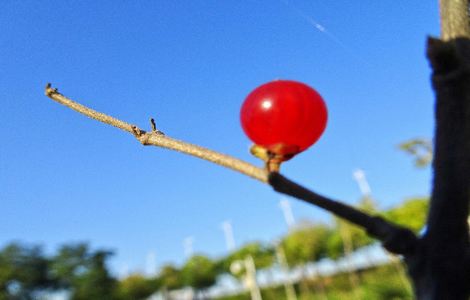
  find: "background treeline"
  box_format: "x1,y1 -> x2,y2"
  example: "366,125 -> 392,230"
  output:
0,197 -> 427,300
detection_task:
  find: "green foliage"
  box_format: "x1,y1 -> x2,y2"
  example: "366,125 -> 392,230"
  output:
216,264 -> 412,300
281,223 -> 331,266
220,242 -> 274,276
361,280 -> 411,300
0,243 -> 52,299
383,198 -> 429,233
0,243 -> 118,300
117,273 -> 159,300
50,244 -> 88,288
72,252 -> 117,300
326,197 -> 376,259
158,264 -> 183,291
181,254 -> 218,291
326,220 -> 374,260
325,230 -> 345,260
51,244 -> 117,300
399,138 -> 433,168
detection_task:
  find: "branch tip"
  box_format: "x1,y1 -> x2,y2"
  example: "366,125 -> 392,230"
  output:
150,118 -> 157,132
43,84 -> 268,183
149,117 -> 164,135
131,125 -> 144,137
45,83 -> 58,96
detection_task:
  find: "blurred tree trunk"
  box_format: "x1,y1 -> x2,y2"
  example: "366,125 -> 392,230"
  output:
403,2 -> 470,299
408,35 -> 470,300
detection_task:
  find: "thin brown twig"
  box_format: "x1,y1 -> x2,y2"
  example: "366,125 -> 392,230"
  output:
44,83 -> 268,183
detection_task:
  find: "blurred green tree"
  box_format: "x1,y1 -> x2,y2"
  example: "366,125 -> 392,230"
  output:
220,242 -> 274,277
281,223 -> 331,266
0,243 -> 53,300
326,197 -> 376,260
181,254 -> 219,298
383,198 -> 429,234
281,222 -> 331,299
50,243 -> 117,300
158,264 -> 183,295
117,273 -> 159,300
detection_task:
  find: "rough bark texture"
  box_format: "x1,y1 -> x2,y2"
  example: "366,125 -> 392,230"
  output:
403,37 -> 470,300
439,0 -> 470,40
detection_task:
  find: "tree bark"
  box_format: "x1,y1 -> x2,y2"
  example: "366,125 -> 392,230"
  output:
439,0 -> 470,40
404,37 -> 470,300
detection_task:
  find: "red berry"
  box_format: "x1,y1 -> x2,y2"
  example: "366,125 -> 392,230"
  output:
240,80 -> 327,156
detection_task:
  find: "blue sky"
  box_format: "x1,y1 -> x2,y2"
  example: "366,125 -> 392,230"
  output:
1,1 -> 438,275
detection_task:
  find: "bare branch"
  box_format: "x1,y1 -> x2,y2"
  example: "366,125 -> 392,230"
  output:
44,83 -> 420,254
268,172 -> 418,255
45,84 -> 268,183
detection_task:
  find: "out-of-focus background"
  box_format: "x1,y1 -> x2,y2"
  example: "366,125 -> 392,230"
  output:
1,1 -> 437,299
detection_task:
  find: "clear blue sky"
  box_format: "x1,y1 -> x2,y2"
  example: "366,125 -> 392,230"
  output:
1,1 -> 438,275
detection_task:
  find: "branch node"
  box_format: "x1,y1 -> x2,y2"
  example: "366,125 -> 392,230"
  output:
45,83 -> 58,96
131,125 -> 144,137
150,118 -> 157,132
150,117 -> 165,135
367,216 -> 418,255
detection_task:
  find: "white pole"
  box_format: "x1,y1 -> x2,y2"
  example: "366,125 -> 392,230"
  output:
145,251 -> 157,276
276,245 -> 298,300
352,169 -> 372,198
221,220 -> 236,251
183,236 -> 194,257
279,198 -> 296,230
245,255 -> 263,300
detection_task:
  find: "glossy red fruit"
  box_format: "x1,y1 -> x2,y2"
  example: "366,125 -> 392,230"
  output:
240,80 -> 327,156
